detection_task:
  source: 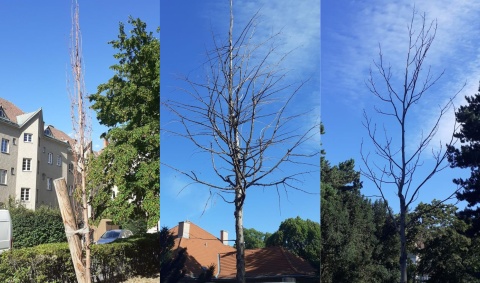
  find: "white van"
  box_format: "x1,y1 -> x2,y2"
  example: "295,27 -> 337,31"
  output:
0,210 -> 12,253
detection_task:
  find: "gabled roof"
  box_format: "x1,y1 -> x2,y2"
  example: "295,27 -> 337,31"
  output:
169,222 -> 317,280
45,125 -> 75,146
0,97 -> 24,123
218,246 -> 317,279
170,222 -> 235,277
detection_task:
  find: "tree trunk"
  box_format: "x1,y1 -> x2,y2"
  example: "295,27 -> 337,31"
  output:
400,199 -> 408,283
54,178 -> 87,283
235,189 -> 245,283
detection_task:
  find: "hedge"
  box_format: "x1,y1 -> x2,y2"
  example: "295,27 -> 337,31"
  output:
0,233 -> 160,282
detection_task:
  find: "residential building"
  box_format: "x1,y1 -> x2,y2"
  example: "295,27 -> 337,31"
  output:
169,221 -> 318,282
0,98 -> 75,210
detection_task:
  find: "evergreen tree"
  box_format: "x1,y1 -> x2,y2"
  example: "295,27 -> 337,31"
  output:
447,88 -> 480,237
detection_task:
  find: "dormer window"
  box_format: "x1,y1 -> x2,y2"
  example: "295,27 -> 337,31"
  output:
44,128 -> 52,137
0,107 -> 5,119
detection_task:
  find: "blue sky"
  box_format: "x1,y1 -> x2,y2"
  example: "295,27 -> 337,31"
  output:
160,1 -> 320,238
322,1 -> 480,212
0,1 -> 159,152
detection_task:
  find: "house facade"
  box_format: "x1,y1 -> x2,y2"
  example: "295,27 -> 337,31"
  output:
0,98 -> 75,210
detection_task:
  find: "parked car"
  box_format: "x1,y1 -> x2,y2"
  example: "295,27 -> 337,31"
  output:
0,210 -> 12,253
96,229 -> 133,244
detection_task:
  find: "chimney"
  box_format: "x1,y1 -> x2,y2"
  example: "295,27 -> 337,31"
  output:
220,230 -> 228,245
178,221 -> 191,239
103,138 -> 109,148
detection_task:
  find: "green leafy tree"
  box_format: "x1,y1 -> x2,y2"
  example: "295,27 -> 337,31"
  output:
89,17 -> 160,228
447,88 -> 480,237
266,217 -> 320,272
410,201 -> 480,282
239,227 -> 267,249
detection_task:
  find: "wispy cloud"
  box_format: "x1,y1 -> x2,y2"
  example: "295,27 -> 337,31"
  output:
326,0 -> 480,152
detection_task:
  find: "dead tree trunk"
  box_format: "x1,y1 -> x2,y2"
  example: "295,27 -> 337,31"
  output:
54,178 -> 87,283
68,1 -> 92,282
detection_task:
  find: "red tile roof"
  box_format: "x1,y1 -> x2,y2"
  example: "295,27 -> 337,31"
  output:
169,222 -> 317,280
47,125 -> 75,146
170,222 -> 235,277
0,97 -> 24,123
218,246 -> 317,279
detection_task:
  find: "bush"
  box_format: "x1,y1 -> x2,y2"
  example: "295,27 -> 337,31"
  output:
0,232 -> 160,282
9,205 -> 66,248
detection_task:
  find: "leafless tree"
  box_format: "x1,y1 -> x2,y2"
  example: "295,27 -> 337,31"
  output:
67,1 -> 92,282
361,10 -> 463,283
162,1 -> 319,282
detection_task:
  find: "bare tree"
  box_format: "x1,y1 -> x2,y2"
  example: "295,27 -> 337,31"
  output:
361,10 -> 463,283
162,1 -> 319,282
66,1 -> 92,282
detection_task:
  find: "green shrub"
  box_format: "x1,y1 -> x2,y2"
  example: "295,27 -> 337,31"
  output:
0,243 -> 76,282
9,205 -> 66,248
0,233 -> 160,282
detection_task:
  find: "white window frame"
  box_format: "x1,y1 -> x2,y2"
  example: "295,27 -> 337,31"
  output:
22,158 -> 31,171
47,178 -> 53,191
48,153 -> 53,164
24,133 -> 32,143
68,185 -> 74,196
0,169 -> 7,185
57,155 -> 62,166
1,138 -> 8,153
20,188 -> 30,201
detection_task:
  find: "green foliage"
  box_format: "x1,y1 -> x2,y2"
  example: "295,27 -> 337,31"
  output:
89,17 -> 160,228
9,205 -> 66,248
266,217 -> 320,272
0,233 -> 160,282
447,91 -> 480,237
118,216 -> 148,235
320,135 -> 399,282
0,243 -> 76,282
410,201 -> 480,282
240,227 -> 268,249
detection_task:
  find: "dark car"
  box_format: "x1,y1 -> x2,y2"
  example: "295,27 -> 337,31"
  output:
96,229 -> 133,244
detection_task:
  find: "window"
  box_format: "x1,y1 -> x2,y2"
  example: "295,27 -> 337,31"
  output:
48,153 -> 53,164
24,133 -> 32,143
0,107 -> 5,118
45,128 -> 52,136
57,155 -> 62,166
12,138 -> 16,145
11,168 -> 14,175
42,147 -> 45,153
22,158 -> 31,171
47,178 -> 53,190
0,169 -> 6,185
20,188 -> 30,201
68,185 -> 74,196
1,139 -> 8,153
68,163 -> 74,173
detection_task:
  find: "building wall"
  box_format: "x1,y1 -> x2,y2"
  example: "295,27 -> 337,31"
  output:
15,112 -> 42,210
0,107 -> 75,211
36,136 -> 72,208
0,121 -> 19,205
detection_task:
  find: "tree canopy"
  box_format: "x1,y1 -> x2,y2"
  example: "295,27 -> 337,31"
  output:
447,89 -> 480,237
89,17 -> 159,228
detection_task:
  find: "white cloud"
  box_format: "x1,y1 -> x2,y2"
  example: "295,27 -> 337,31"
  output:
327,0 -> 480,156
